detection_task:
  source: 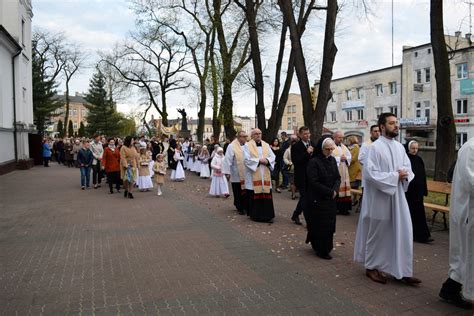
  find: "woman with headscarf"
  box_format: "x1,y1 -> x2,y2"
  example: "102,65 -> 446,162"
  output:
405,140 -> 433,244
304,136 -> 341,260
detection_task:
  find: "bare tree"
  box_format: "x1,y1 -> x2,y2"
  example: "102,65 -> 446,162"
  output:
130,0 -> 216,142
210,0 -> 252,140
32,29 -> 68,134
104,31 -> 191,126
61,46 -> 86,136
430,0 -> 456,181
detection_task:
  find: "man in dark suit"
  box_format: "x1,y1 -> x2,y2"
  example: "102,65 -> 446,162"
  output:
291,126 -> 316,225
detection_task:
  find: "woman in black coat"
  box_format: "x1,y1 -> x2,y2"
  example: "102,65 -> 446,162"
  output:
405,140 -> 433,243
167,139 -> 177,170
304,136 -> 341,260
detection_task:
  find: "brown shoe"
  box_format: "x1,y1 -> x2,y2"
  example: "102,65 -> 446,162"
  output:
366,269 -> 387,284
398,276 -> 422,285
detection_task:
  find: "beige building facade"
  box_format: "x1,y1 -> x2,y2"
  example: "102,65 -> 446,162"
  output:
280,93 -> 304,135
49,93 -> 89,136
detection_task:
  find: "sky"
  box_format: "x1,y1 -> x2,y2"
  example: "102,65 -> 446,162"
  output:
32,0 -> 472,120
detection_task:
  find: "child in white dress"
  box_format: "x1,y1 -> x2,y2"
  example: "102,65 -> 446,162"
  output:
209,147 -> 229,197
199,147 -> 211,178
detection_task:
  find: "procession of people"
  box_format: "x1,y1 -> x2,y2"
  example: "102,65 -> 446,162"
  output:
40,111 -> 473,310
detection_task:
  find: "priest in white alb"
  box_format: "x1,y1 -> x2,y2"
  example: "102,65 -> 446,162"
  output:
222,130 -> 248,215
243,128 -> 276,223
354,113 -> 421,285
439,137 -> 474,309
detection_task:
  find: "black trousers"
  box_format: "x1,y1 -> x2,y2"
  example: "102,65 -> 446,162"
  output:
107,171 -> 120,192
231,182 -> 246,212
294,186 -> 306,216
92,163 -> 102,185
43,157 -> 50,167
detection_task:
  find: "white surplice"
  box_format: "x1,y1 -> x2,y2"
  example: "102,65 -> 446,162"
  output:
354,136 -> 415,279
243,142 -> 275,191
448,137 -> 474,300
222,142 -> 246,183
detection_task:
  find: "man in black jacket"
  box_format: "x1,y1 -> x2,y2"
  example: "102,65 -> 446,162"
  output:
291,126 -> 316,225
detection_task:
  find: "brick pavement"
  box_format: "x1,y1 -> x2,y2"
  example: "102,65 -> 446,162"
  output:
0,165 -> 469,315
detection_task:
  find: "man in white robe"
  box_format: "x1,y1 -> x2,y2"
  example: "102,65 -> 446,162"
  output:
358,125 -> 380,167
243,128 -> 276,223
439,137 -> 474,309
354,113 -> 421,285
222,131 -> 248,215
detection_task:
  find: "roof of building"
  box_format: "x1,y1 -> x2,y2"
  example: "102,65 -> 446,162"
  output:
325,65 -> 402,83
53,94 -> 89,104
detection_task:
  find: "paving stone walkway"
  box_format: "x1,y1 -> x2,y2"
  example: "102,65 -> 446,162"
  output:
0,164 -> 468,315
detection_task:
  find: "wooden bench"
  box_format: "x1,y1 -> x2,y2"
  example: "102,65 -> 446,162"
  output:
350,181 -> 451,229
425,180 -> 451,230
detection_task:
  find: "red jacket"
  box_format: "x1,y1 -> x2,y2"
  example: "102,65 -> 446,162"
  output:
102,147 -> 121,172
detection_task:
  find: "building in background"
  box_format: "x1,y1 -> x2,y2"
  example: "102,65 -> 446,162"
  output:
280,93 -> 304,135
320,65 -> 402,144
0,0 -> 34,174
233,116 -> 255,135
400,33 -> 473,149
49,92 -> 89,136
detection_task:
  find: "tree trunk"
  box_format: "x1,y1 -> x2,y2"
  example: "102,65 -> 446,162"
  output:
221,80 -> 236,140
312,0 -> 338,143
64,83 -> 70,137
280,1 -> 313,137
430,0 -> 456,181
243,0 -> 266,132
197,81 -> 207,142
161,87 -> 168,127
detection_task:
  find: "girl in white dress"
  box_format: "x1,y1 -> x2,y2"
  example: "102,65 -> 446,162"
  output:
170,144 -> 185,181
137,147 -> 154,191
209,147 -> 229,197
193,145 -> 202,174
199,147 -> 211,178
187,142 -> 195,172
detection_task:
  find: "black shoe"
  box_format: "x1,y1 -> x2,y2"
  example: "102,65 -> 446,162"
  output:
439,290 -> 473,309
128,193 -> 134,199
109,190 -> 113,194
237,210 -> 246,215
291,213 -> 302,225
124,190 -> 128,198
317,253 -> 332,260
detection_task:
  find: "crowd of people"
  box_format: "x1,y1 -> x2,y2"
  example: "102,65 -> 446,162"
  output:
40,111 -> 473,309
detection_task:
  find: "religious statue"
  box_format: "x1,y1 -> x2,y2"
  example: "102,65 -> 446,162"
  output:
177,108 -> 188,131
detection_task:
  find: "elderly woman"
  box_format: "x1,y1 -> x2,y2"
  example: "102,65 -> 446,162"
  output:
405,140 -> 433,244
304,136 -> 341,260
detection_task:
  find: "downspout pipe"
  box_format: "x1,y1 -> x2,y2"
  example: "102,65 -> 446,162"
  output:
12,49 -> 22,163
